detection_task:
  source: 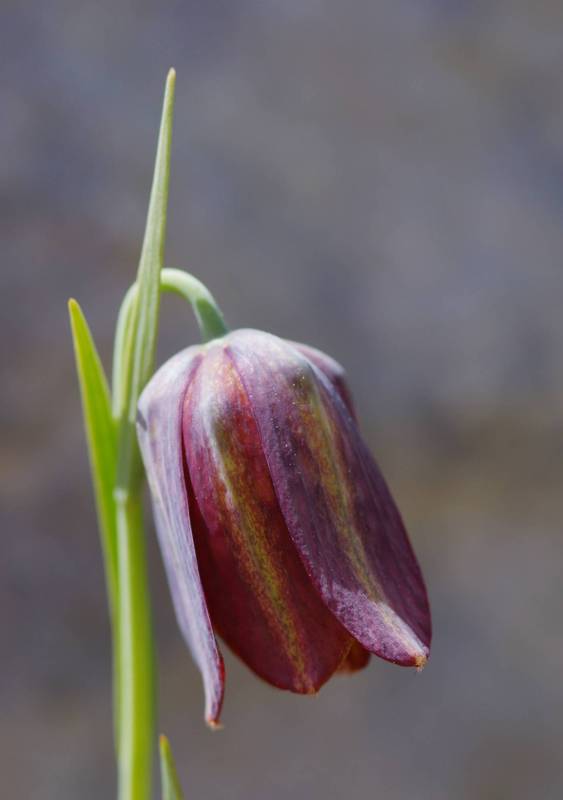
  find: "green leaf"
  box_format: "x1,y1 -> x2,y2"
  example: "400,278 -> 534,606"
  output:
159,735 -> 185,800
68,299 -> 118,619
69,300 -> 121,752
116,68 -> 176,491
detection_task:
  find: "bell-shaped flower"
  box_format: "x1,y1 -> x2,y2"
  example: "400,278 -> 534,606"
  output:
137,329 -> 431,725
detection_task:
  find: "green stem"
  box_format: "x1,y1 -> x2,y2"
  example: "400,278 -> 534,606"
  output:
112,268 -> 229,418
116,488 -> 154,800
163,268 -> 229,343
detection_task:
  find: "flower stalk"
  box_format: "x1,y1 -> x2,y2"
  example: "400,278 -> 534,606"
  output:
115,489 -> 153,800
70,70 -> 200,800
112,268 -> 228,417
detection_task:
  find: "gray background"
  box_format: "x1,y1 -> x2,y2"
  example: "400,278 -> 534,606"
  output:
2,1 -> 563,797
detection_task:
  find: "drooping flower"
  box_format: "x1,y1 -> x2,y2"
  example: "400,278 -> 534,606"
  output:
136,329 -> 431,725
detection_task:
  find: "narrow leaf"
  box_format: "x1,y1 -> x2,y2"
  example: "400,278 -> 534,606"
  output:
159,735 -> 185,800
133,67 -> 176,393
68,299 -> 118,618
117,68 -> 176,489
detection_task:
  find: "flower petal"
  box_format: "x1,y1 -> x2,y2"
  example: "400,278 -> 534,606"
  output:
182,343 -> 352,694
227,330 -> 431,668
290,341 -> 357,420
136,347 -> 224,725
337,641 -> 371,674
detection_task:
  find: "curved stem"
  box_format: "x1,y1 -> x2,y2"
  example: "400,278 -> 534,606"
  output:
164,268 -> 229,343
112,268 -> 228,419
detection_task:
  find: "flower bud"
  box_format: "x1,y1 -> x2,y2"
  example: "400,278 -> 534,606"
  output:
137,329 -> 431,725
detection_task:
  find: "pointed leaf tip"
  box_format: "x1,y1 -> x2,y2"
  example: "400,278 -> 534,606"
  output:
122,62 -> 177,435
159,734 -> 185,800
116,63 -> 178,493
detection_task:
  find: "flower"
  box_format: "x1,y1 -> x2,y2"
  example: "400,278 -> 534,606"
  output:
136,329 -> 431,725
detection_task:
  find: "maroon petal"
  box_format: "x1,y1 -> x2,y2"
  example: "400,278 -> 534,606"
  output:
337,641 -> 371,674
136,347 -> 225,725
227,330 -> 431,668
290,341 -> 357,420
182,343 -> 352,694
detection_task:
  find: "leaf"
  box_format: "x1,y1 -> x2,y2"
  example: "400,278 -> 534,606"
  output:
68,299 -> 118,619
116,68 -> 176,490
159,735 -> 185,800
69,301 -> 121,752
133,68 -> 176,395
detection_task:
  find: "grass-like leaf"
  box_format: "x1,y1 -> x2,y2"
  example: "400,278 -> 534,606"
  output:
116,68 -> 176,490
159,736 -> 185,800
68,299 -> 118,618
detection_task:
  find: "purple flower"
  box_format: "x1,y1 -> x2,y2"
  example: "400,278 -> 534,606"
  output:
137,329 -> 431,725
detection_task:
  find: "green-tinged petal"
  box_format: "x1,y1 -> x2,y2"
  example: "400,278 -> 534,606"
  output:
159,736 -> 185,800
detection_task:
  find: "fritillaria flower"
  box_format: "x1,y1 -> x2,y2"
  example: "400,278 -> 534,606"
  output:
137,329 -> 431,725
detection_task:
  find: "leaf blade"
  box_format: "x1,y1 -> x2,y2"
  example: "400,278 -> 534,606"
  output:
116,68 -> 176,490
159,735 -> 185,800
134,68 -> 176,395
68,298 -> 118,617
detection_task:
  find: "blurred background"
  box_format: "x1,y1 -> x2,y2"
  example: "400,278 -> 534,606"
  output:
2,1 -> 563,797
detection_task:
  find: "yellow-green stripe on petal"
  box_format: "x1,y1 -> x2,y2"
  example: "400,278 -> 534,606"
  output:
227,329 -> 431,668
182,344 -> 351,693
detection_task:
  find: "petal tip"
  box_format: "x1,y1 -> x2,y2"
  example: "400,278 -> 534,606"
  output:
202,651 -> 225,729
414,652 -> 428,672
